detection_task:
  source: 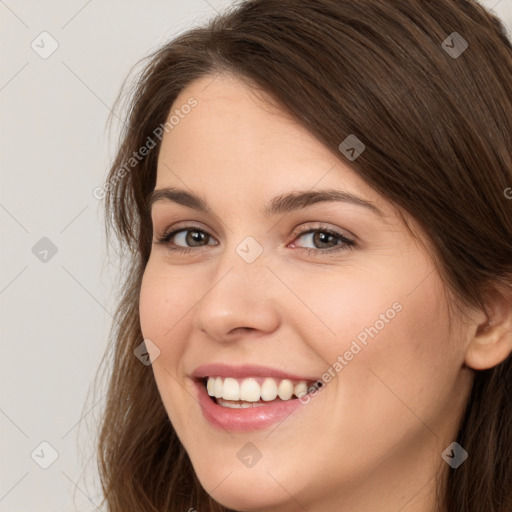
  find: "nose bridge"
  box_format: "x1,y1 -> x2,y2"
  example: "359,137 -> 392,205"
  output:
214,229 -> 270,284
194,233 -> 280,340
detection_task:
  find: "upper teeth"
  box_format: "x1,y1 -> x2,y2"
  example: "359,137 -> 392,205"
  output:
206,376 -> 309,402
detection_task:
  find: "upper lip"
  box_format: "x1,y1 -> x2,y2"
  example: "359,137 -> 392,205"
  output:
191,363 -> 319,382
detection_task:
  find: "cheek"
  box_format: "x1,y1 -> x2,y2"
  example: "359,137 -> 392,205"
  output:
275,261 -> 405,360
337,273 -> 456,440
138,264 -> 194,432
288,257 -> 456,447
138,263 -> 197,393
139,263 -> 191,343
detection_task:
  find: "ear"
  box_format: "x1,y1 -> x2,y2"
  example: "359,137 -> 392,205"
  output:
464,287 -> 512,370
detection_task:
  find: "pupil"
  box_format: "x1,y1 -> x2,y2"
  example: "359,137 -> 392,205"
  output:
315,231 -> 333,248
188,231 -> 205,246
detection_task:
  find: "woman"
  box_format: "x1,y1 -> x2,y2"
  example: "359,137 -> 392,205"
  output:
94,0 -> 512,510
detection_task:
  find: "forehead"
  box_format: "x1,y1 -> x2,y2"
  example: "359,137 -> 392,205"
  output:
155,74 -> 392,218
158,74 -> 330,169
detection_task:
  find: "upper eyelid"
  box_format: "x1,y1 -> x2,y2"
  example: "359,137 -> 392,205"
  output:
158,223 -> 354,245
150,201 -> 359,238
158,221 -> 212,238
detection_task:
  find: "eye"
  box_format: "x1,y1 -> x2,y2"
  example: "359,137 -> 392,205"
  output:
154,225 -> 217,254
153,223 -> 356,255
289,225 -> 356,255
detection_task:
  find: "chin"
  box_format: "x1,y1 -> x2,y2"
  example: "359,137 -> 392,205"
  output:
198,472 -> 294,512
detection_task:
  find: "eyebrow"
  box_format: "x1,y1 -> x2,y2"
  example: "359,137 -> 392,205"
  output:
147,187 -> 386,218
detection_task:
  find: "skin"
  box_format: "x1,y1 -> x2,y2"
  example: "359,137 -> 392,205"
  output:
139,73 -> 512,512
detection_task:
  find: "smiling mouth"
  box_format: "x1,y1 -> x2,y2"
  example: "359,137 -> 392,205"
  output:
201,376 -> 321,408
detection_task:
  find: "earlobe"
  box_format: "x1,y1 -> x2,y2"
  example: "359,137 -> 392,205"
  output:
464,291 -> 512,370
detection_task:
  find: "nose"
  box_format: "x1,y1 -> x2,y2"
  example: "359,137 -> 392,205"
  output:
194,244 -> 281,343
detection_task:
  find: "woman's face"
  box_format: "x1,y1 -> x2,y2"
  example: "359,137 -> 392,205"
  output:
139,74 -> 474,511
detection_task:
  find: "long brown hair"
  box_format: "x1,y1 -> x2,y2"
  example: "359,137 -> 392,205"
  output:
91,1 -> 512,510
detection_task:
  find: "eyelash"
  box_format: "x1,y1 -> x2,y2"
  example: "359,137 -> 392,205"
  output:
154,224 -> 356,256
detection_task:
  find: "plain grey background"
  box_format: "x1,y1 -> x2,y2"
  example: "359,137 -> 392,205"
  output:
1,1 -> 511,510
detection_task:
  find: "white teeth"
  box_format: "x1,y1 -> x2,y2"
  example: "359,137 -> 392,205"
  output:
261,377 -> 278,401
277,379 -> 293,400
207,377 -> 215,396
240,378 -> 261,402
222,378 -> 239,400
217,398 -> 267,408
293,381 -> 308,399
214,377 -> 223,398
205,376 -> 311,404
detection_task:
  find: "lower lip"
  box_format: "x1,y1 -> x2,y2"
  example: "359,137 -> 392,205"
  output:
193,380 -> 306,432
